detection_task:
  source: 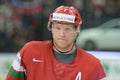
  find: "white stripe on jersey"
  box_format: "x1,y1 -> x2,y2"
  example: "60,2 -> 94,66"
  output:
12,52 -> 25,72
101,77 -> 107,80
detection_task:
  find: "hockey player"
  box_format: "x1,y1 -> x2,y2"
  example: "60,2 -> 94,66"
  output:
6,5 -> 106,80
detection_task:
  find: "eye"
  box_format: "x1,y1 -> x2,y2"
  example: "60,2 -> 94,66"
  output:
65,27 -> 75,33
55,27 -> 60,30
53,26 -> 61,32
65,28 -> 71,31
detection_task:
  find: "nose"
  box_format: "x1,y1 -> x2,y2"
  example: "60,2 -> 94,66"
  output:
59,29 -> 65,37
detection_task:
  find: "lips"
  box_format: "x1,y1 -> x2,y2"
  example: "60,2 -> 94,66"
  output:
58,39 -> 67,42
58,38 -> 66,40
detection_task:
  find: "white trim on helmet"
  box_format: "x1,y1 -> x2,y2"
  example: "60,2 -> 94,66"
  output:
52,13 -> 75,23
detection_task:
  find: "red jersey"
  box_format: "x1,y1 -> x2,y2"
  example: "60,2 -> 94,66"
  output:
6,40 -> 106,80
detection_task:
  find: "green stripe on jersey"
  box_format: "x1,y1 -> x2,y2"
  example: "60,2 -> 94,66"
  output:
9,68 -> 26,78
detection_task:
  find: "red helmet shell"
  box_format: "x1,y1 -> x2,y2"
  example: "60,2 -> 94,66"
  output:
49,5 -> 82,27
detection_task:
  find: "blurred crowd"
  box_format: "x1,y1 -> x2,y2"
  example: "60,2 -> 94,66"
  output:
0,0 -> 120,52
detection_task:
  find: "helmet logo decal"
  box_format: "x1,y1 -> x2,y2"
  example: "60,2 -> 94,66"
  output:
52,13 -> 75,23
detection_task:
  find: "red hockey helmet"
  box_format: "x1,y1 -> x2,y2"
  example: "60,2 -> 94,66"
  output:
48,5 -> 82,29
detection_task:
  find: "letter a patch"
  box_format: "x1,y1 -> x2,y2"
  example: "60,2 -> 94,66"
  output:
75,72 -> 81,80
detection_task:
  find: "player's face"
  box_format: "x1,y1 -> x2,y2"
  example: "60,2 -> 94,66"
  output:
52,22 -> 78,50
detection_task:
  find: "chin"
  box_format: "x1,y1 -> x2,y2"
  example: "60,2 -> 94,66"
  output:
58,45 -> 66,48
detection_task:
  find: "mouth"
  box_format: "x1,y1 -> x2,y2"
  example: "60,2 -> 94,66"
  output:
58,38 -> 66,41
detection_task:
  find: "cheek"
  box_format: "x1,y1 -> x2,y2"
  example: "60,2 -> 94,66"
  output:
71,33 -> 78,38
51,31 -> 57,39
67,33 -> 78,42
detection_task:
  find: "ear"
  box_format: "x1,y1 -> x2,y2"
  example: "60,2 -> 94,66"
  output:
76,25 -> 81,33
75,25 -> 81,39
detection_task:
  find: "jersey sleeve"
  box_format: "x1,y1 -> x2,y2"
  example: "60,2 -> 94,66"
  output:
6,52 -> 26,80
97,61 -> 107,80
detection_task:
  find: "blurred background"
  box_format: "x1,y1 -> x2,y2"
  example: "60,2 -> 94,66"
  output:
0,0 -> 120,52
0,0 -> 120,79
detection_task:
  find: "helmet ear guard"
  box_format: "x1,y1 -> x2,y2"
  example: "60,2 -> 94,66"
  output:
47,21 -> 52,31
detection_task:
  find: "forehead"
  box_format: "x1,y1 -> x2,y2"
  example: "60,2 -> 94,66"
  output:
52,22 -> 75,28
